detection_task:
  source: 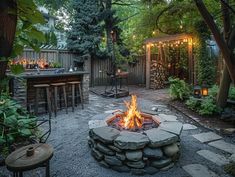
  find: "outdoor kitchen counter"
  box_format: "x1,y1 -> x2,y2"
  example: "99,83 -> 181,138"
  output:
8,70 -> 90,113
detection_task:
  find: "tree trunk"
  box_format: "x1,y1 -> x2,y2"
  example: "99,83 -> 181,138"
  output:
194,0 -> 235,81
216,0 -> 234,108
0,0 -> 17,79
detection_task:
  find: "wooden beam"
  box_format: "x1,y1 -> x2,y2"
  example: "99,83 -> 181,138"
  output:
146,44 -> 151,89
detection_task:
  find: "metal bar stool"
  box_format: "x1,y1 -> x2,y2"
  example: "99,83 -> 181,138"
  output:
67,81 -> 84,112
33,84 -> 51,118
51,83 -> 68,117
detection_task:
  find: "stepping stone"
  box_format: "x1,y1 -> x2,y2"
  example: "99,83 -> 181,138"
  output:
192,132 -> 222,143
197,150 -> 230,166
183,164 -> 219,177
208,140 -> 235,154
159,122 -> 183,136
158,114 -> 178,122
142,110 -> 158,115
183,124 -> 197,130
88,120 -> 107,129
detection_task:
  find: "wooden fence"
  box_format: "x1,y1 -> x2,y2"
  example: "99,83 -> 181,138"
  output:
17,49 -> 146,86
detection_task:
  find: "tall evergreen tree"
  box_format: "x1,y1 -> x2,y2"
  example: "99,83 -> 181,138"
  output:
67,0 -> 103,57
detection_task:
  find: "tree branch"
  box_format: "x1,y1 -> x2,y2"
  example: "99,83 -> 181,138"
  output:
194,0 -> 235,81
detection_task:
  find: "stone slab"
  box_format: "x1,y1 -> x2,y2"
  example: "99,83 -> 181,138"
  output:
114,131 -> 149,150
158,114 -> 178,122
145,128 -> 178,148
142,110 -> 158,115
183,124 -> 197,130
159,122 -> 183,136
192,132 -> 222,143
91,127 -> 120,144
230,154 -> 235,163
104,109 -> 123,114
88,120 -> 107,129
197,150 -> 230,166
183,164 -> 219,177
208,140 -> 235,154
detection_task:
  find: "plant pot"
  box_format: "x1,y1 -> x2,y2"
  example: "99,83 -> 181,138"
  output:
0,60 -> 8,79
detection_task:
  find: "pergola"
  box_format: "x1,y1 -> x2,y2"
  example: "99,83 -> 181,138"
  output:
144,33 -> 194,89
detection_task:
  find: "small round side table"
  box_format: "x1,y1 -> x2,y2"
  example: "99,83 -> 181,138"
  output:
5,143 -> 54,177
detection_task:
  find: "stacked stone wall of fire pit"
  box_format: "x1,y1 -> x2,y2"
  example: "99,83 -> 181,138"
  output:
88,116 -> 183,175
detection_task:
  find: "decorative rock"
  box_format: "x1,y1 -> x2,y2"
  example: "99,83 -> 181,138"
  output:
145,128 -> 178,148
104,155 -> 122,166
99,160 -> 110,168
88,120 -> 107,129
116,152 -> 126,161
88,136 -> 96,148
163,143 -> 179,157
160,163 -> 174,171
131,168 -> 145,175
151,107 -> 158,111
91,148 -> 103,161
108,145 -> 122,153
143,147 -> 163,159
96,143 -> 115,155
151,158 -> 172,168
126,161 -> 145,169
91,127 -> 120,144
112,165 -> 130,172
126,150 -> 143,161
159,122 -> 183,136
114,131 -> 149,150
144,166 -> 159,175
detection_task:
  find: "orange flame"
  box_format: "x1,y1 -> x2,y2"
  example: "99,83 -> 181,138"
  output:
121,95 -> 143,129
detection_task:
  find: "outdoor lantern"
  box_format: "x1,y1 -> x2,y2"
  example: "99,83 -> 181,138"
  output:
201,81 -> 209,96
193,84 -> 201,98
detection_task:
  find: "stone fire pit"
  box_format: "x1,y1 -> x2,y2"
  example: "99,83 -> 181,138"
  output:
88,112 -> 183,175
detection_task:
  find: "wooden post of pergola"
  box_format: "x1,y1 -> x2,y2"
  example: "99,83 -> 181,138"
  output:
144,33 -> 194,89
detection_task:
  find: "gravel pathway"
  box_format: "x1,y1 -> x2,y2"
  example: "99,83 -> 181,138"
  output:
0,90 -> 234,177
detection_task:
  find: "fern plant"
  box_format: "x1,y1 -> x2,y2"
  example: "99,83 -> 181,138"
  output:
168,77 -> 190,100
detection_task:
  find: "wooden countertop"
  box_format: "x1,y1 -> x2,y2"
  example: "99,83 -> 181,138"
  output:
7,71 -> 89,79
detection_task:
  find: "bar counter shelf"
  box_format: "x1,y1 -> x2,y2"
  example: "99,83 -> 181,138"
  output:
8,68 -> 90,114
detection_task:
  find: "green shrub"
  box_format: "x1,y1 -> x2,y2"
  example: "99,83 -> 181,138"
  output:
0,93 -> 37,146
198,96 -> 219,115
185,96 -> 200,111
209,85 -> 219,98
168,77 -> 190,100
228,87 -> 235,100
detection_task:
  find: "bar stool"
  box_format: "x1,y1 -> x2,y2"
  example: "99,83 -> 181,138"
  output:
33,84 -> 51,118
67,81 -> 84,112
51,83 -> 68,117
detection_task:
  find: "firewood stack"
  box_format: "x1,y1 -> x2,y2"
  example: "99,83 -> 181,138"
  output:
150,60 -> 167,89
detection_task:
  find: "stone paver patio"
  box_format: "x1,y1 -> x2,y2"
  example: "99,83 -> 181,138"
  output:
0,87 -> 234,177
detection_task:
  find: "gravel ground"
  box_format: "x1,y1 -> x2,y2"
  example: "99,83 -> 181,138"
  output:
0,90 -> 233,177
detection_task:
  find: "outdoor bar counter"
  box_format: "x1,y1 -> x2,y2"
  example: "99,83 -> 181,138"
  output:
8,69 -> 89,113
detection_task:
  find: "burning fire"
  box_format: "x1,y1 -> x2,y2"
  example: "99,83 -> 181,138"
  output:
121,95 -> 143,129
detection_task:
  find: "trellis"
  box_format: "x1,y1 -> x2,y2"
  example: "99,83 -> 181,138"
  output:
144,33 -> 194,89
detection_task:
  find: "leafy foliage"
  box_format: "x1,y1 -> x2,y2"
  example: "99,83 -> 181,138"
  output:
67,0 -> 103,57
168,77 -> 190,100
198,96 -> 219,115
228,87 -> 235,100
11,0 -> 46,57
209,84 -> 219,98
185,96 -> 200,111
0,94 -> 37,146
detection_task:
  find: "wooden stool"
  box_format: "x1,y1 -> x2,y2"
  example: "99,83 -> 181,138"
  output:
51,83 -> 68,117
5,143 -> 53,177
33,84 -> 51,118
67,81 -> 84,112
